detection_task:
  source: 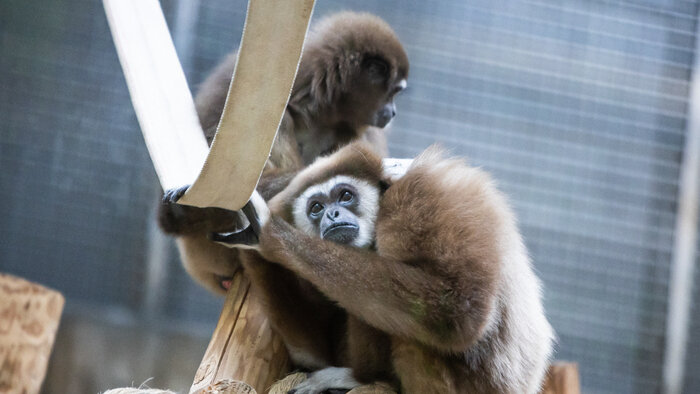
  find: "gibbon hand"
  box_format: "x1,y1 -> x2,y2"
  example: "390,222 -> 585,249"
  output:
208,191 -> 270,250
162,184 -> 265,249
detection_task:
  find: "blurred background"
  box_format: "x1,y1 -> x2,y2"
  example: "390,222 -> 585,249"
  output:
1,0 -> 699,393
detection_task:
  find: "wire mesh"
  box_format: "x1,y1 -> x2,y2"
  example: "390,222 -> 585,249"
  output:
1,0 -> 698,393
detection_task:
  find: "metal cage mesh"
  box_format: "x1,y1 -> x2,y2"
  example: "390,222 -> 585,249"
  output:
1,0 -> 698,393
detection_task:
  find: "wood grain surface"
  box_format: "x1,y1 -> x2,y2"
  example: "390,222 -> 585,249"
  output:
0,273 -> 64,394
190,273 -> 289,394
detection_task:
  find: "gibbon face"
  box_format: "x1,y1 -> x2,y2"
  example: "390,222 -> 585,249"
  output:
292,175 -> 380,248
346,57 -> 407,129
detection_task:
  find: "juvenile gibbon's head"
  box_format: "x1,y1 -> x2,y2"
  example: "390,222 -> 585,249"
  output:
291,12 -> 410,130
269,142 -> 388,248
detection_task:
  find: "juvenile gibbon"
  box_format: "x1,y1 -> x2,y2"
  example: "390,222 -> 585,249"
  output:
158,12 -> 409,294
211,143 -> 555,394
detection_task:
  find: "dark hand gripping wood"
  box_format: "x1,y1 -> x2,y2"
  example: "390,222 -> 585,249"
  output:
0,273 -> 65,394
190,272 -> 289,394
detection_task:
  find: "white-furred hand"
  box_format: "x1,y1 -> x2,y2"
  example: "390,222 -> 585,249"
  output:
382,158 -> 413,182
289,367 -> 360,394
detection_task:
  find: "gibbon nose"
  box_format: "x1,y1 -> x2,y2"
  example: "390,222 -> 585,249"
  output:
327,209 -> 340,220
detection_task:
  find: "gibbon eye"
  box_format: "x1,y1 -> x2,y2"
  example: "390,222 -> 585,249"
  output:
309,202 -> 324,216
339,190 -> 354,203
391,84 -> 405,96
365,58 -> 389,81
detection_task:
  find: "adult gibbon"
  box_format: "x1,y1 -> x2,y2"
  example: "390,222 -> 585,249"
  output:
211,143 -> 555,394
158,12 -> 409,294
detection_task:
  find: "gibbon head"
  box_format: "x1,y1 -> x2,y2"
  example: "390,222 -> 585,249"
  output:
269,142 -> 389,248
292,12 -> 410,130
293,175 -> 379,247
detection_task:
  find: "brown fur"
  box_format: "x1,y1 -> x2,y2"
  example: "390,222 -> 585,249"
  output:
195,11 -> 408,165
158,12 -> 409,295
237,144 -> 389,372
251,142 -> 553,393
269,142 -> 385,224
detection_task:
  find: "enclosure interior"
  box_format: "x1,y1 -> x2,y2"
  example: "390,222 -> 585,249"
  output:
1,0 -> 699,393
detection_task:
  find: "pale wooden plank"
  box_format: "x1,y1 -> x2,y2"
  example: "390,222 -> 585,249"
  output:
178,0 -> 315,211
103,0 -> 209,192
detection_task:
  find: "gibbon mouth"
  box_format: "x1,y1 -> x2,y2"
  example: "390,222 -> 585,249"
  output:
323,222 -> 358,234
216,275 -> 234,291
374,113 -> 393,128
322,222 -> 359,244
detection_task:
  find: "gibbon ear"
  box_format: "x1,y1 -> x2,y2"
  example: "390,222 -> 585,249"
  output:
309,51 -> 357,108
310,66 -> 336,108
379,179 -> 391,194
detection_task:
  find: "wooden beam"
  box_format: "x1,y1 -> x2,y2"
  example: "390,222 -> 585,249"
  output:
0,273 -> 65,394
103,0 -> 209,192
190,274 -> 288,394
541,362 -> 581,394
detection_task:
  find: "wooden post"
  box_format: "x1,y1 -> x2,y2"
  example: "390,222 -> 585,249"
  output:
0,273 -> 65,394
190,272 -> 288,394
541,362 -> 581,394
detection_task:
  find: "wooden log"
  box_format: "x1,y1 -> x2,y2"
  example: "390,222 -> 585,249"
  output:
0,273 -> 65,394
190,272 -> 289,394
541,362 -> 581,394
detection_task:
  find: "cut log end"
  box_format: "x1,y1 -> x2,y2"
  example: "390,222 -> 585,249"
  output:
0,273 -> 65,394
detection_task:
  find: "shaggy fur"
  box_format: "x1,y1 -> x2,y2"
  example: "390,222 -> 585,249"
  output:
237,144 -> 388,373
195,11 -> 409,164
158,12 -> 409,295
252,142 -> 554,393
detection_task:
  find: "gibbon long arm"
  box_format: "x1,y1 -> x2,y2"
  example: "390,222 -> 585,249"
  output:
214,186 -> 498,354
261,217 -> 494,353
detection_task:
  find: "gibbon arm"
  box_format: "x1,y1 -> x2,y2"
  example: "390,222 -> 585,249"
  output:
158,170 -> 297,236
256,216 -> 496,353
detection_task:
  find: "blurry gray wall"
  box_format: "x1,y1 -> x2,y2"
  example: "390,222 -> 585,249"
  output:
1,0 -> 700,393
